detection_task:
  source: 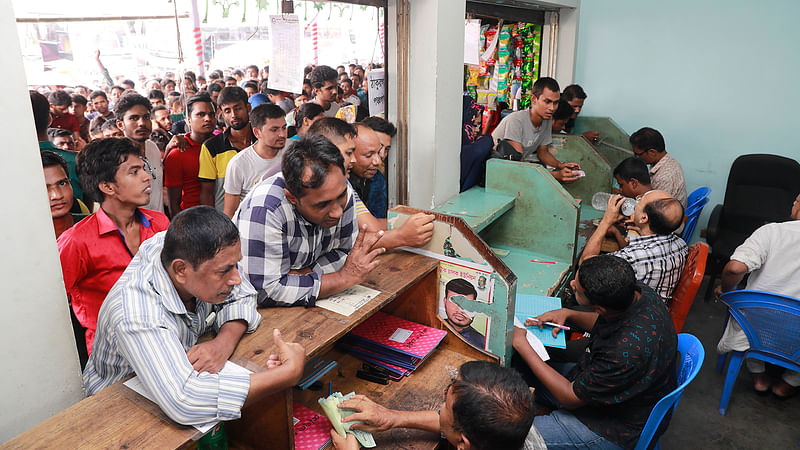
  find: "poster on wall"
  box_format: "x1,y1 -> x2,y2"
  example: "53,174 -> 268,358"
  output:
268,15 -> 303,94
438,260 -> 493,351
464,19 -> 481,65
367,69 -> 385,115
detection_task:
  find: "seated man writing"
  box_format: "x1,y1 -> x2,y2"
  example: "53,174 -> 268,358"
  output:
582,190 -> 687,302
491,77 -> 581,183
513,255 -> 678,449
235,135 -> 385,307
84,206 -> 306,425
716,192 -> 800,397
327,360 -> 545,450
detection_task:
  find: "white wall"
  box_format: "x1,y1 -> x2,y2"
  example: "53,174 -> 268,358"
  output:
0,2 -> 84,443
575,0 -> 800,235
405,0 -> 465,209
554,5 -> 580,84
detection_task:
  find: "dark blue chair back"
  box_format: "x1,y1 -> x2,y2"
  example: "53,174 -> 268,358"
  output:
635,333 -> 705,450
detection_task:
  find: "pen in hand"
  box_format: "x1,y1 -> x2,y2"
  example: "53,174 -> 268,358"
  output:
526,317 -> 571,331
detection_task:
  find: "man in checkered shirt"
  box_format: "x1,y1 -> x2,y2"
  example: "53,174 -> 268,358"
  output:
234,134 -> 384,307
581,190 -> 687,302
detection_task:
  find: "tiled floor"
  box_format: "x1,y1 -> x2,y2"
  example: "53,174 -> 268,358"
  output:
660,278 -> 799,449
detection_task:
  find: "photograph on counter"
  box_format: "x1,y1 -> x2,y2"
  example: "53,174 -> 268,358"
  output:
437,261 -> 493,350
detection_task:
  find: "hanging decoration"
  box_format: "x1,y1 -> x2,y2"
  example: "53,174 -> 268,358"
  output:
213,0 -> 240,19
312,21 -> 319,64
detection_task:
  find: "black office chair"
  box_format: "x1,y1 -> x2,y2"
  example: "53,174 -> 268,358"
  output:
705,154 -> 800,299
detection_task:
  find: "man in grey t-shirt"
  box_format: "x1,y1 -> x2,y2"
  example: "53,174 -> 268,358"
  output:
491,77 -> 581,184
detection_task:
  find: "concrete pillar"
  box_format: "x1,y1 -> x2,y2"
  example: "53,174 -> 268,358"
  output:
0,2 -> 84,443
401,0 -> 466,209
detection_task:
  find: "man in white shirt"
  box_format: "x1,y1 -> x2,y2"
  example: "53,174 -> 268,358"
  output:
716,193 -> 800,397
223,104 -> 287,218
114,93 -> 164,212
339,78 -> 361,106
310,65 -> 340,118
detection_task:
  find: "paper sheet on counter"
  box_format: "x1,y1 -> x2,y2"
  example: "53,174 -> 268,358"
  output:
514,317 -> 550,362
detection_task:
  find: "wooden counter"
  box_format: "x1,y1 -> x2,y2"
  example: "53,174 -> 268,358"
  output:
3,250 -> 492,450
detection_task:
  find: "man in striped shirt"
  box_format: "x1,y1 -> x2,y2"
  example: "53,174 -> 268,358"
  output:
581,190 -> 687,302
84,207 -> 305,425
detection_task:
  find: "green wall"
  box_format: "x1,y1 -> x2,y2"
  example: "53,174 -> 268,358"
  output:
574,0 -> 800,239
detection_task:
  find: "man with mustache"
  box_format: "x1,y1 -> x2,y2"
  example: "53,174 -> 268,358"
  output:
348,124 -> 383,219
83,207 -> 306,426
115,93 -> 165,213
164,94 -> 216,215
199,87 -> 256,212
235,135 -> 384,307
57,138 -> 169,356
303,118 -> 434,250
223,104 -> 286,218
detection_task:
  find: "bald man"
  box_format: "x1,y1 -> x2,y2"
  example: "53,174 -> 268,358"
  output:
581,190 -> 688,301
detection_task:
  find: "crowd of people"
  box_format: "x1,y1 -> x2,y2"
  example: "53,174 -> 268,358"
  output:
27,52 -> 795,450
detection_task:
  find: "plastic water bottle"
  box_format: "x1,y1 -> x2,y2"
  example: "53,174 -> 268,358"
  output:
591,192 -> 637,216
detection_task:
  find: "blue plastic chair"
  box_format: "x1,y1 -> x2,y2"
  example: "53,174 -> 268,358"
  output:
635,333 -> 705,450
716,290 -> 800,415
681,187 -> 711,242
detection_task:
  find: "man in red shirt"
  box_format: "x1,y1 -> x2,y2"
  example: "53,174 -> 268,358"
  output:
49,90 -> 86,150
57,138 -> 169,356
164,94 -> 216,215
70,94 -> 91,142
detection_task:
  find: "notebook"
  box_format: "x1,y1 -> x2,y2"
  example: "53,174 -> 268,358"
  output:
514,294 -> 567,349
293,402 -> 333,450
348,311 -> 447,359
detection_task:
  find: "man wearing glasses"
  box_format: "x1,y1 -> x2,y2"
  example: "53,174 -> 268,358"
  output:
114,93 -> 165,213
630,127 -> 687,208
58,138 -> 169,358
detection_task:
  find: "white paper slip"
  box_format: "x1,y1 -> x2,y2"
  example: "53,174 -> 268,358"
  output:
513,317 -> 550,362
123,361 -> 253,434
316,285 -> 381,317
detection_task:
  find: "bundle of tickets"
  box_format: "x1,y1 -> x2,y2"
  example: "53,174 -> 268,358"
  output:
318,392 -> 376,448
